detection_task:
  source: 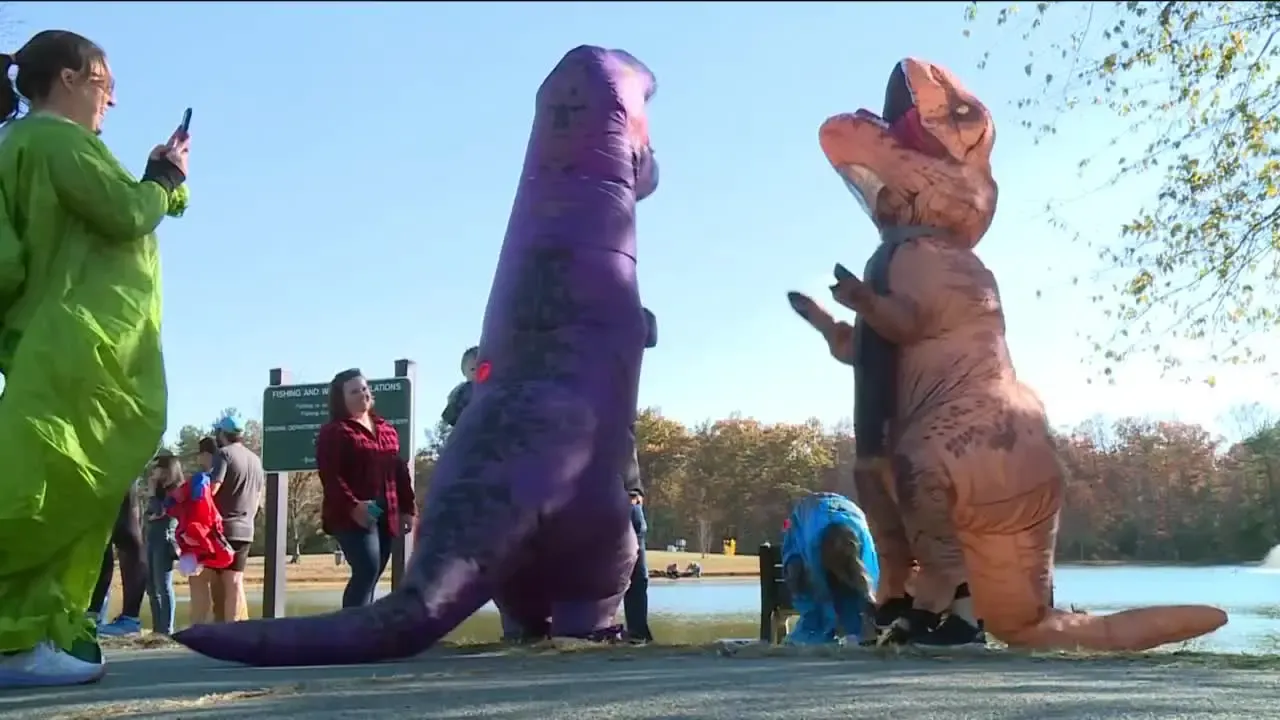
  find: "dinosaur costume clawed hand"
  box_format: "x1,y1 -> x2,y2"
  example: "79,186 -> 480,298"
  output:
788,58 -> 1227,651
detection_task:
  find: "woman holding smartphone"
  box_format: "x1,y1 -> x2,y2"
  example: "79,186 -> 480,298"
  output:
316,368 -> 416,608
0,29 -> 189,687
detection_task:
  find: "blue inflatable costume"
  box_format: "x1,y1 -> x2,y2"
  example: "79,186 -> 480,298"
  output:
782,492 -> 880,644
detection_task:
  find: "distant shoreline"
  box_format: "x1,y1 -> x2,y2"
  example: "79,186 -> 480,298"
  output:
143,554 -> 1265,596
1057,559 -> 1264,568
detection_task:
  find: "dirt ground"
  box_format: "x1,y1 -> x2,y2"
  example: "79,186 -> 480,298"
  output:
5,643 -> 1278,720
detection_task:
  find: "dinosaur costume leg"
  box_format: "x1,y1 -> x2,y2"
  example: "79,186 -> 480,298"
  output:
495,562 -> 551,641
493,475 -> 635,641
175,45 -> 658,667
889,449 -> 968,616
853,460 -> 912,602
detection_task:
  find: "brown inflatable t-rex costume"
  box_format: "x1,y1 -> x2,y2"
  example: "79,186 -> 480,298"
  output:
787,58 -> 1228,651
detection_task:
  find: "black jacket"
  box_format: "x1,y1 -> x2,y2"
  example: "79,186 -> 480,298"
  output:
622,425 -> 643,497
441,381 -> 473,428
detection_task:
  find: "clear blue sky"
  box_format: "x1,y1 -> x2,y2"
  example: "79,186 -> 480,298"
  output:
17,1 -> 1277,445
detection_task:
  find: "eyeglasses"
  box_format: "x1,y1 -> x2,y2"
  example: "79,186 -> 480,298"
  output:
85,73 -> 115,95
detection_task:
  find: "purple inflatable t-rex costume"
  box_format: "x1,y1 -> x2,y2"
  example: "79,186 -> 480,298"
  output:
173,45 -> 659,666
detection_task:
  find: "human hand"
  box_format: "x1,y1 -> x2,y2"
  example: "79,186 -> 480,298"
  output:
350,502 -> 375,529
399,513 -> 416,533
787,291 -> 856,365
631,494 -> 643,506
149,125 -> 190,176
165,133 -> 190,175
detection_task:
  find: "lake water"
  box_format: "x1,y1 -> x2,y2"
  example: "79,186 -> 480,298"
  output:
194,565 -> 1280,654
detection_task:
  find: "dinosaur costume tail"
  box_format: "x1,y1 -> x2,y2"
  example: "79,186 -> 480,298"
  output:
172,552 -> 493,666
1012,606 -> 1228,652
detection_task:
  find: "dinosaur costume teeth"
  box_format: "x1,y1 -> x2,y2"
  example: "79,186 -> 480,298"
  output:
792,57 -> 1227,651
174,45 -> 657,666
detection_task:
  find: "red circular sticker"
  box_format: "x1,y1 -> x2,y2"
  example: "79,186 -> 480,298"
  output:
475,361 -> 492,384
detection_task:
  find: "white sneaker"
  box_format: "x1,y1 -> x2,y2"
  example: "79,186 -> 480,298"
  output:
0,642 -> 105,688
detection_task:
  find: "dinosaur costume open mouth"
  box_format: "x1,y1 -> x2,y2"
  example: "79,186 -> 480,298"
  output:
878,61 -> 954,161
831,60 -> 953,216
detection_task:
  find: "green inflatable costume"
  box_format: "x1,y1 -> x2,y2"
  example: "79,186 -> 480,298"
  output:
0,113 -> 186,656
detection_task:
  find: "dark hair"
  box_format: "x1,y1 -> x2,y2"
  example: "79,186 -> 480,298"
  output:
328,368 -> 364,422
150,454 -> 184,492
197,436 -> 217,455
0,30 -> 106,123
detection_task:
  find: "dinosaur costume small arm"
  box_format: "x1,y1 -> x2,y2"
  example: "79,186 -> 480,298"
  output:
789,58 -> 1227,651
174,45 -> 657,665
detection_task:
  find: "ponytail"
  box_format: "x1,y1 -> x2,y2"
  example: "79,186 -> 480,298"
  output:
0,54 -> 18,123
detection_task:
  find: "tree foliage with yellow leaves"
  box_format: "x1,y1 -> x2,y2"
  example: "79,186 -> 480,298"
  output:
966,1 -> 1280,380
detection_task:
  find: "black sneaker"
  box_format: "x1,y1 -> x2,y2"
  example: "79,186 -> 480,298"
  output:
876,607 -> 940,646
913,615 -> 986,647
874,595 -> 913,633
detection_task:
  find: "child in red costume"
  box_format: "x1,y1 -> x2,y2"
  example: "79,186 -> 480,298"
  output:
164,437 -> 234,574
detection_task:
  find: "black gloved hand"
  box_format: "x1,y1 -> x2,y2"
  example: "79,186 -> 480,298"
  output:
143,153 -> 186,193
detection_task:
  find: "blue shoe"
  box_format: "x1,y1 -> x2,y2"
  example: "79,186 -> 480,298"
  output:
97,616 -> 142,637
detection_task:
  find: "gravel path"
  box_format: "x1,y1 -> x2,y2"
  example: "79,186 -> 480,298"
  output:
3,644 -> 1278,719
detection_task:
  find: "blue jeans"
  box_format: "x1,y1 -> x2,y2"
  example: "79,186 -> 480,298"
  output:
144,537 -> 176,634
623,501 -> 652,641
333,523 -> 393,608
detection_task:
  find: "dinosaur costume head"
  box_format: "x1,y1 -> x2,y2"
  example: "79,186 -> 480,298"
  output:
528,47 -> 658,204
819,57 -> 997,248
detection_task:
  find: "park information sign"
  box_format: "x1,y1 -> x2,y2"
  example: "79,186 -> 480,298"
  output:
261,377 -> 414,472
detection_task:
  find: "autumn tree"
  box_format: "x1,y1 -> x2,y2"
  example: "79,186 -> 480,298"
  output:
412,419 -> 453,508
634,408 -> 696,545
172,405 -> 1280,564
286,472 -> 324,561
966,1 -> 1280,377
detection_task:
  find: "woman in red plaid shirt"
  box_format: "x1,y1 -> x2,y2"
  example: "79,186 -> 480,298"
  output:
316,369 -> 417,608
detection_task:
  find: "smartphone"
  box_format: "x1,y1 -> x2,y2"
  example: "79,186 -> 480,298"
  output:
366,500 -> 384,520
179,107 -> 192,135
